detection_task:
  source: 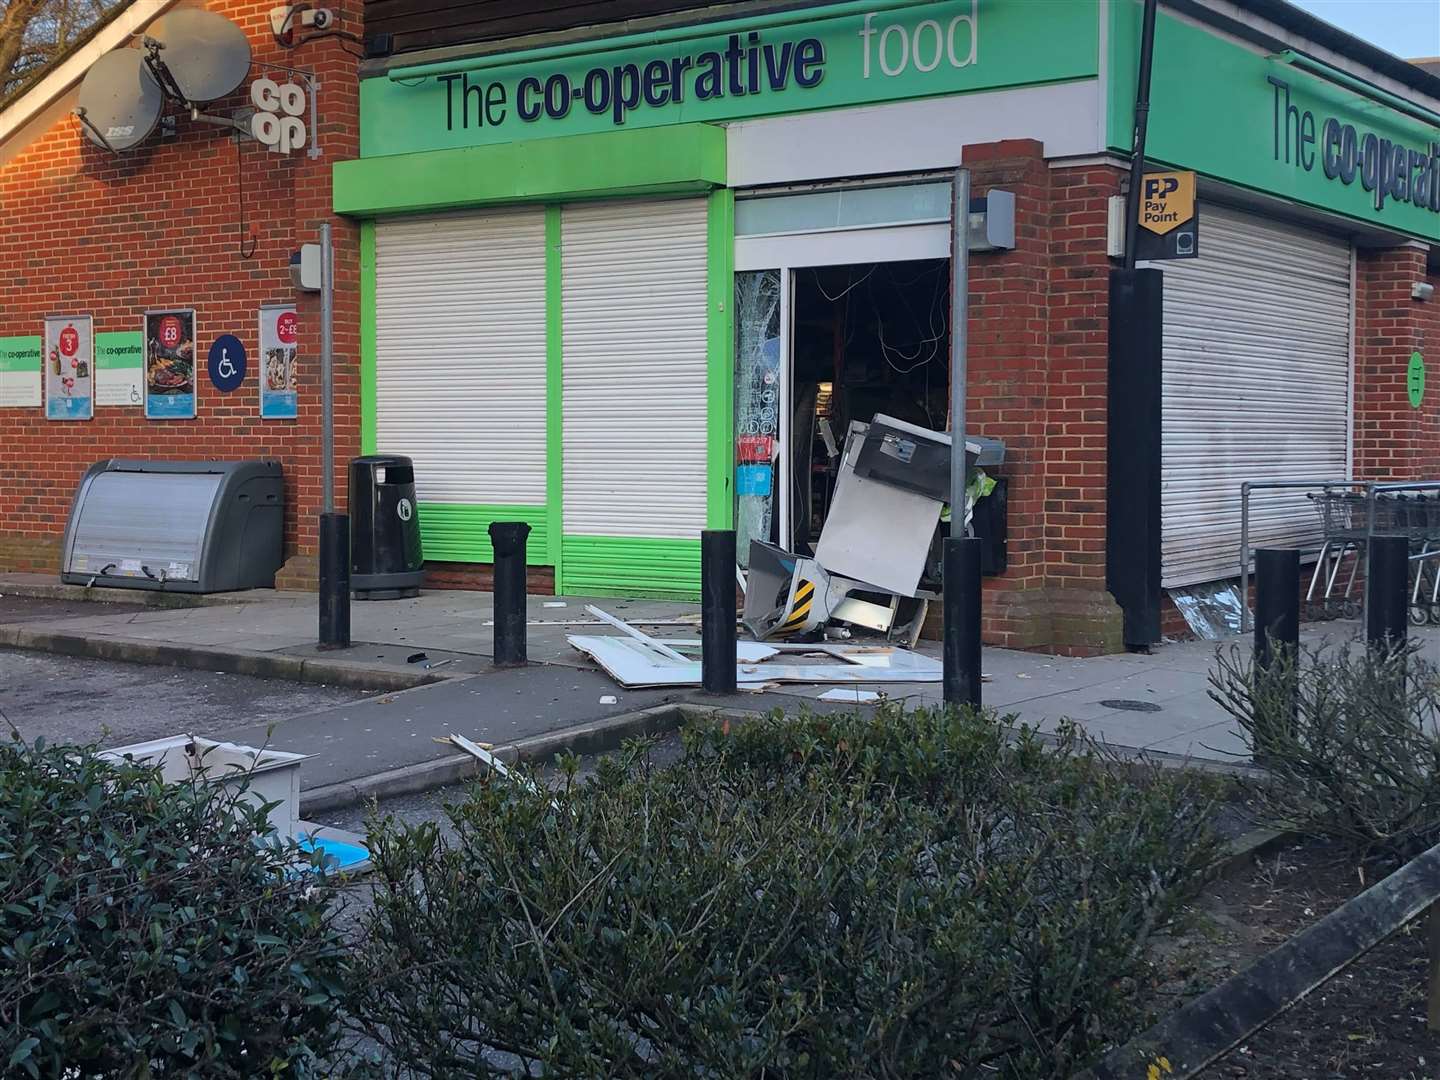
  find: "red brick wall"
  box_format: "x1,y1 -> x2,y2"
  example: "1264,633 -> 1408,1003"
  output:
960,139 -> 1123,653
0,0 -> 360,581
1353,245 -> 1439,482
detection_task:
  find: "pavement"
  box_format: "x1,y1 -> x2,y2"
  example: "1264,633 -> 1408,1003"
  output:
5,573 -> 1438,807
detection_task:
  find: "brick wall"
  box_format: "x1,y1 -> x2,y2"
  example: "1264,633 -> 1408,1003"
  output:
961,139 -> 1124,655
1354,245 -> 1439,482
0,0 -> 360,582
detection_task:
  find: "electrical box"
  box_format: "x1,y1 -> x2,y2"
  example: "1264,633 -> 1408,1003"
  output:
290,243 -> 321,291
968,189 -> 1017,252
61,459 -> 284,593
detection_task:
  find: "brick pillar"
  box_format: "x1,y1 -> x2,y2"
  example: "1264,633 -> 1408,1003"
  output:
275,26 -> 362,590
1042,161 -> 1127,656
959,141 -> 1125,656
1354,244 -> 1439,482
963,140 -> 1053,649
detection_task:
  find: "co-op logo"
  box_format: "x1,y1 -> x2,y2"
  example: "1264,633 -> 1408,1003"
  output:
250,77 -> 308,153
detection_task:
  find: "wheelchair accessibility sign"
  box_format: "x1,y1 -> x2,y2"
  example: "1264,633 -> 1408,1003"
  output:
208,334 -> 247,393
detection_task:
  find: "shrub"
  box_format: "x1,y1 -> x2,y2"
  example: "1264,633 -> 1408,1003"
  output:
352,705 -> 1220,1079
1210,639 -> 1440,864
0,735 -> 353,1078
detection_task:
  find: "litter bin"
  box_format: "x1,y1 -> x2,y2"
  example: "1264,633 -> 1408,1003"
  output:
349,455 -> 424,600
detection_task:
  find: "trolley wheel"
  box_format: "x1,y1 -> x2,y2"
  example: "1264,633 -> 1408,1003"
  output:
1410,604 -> 1430,626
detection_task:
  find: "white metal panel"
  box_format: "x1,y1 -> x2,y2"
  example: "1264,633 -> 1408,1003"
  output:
1160,204 -> 1353,588
374,208 -> 547,506
561,198 -> 709,538
735,223 -> 950,271
725,80 -> 1101,187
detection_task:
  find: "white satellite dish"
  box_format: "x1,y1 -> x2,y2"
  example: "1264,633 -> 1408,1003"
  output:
75,49 -> 163,151
145,9 -> 252,104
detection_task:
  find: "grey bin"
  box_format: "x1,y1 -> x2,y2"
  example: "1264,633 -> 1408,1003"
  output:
61,460 -> 283,593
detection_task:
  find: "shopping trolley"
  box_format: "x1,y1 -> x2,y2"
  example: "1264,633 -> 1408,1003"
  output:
1305,489 -> 1440,623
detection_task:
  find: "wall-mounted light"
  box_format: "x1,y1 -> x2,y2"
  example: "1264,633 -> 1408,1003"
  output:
1414,282 -> 1436,302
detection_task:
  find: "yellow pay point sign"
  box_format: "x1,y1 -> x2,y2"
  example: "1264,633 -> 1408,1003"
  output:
1140,171 -> 1195,235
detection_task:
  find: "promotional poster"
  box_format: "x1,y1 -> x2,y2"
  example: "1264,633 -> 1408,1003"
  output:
259,304 -> 298,420
144,309 -> 197,419
44,314 -> 94,421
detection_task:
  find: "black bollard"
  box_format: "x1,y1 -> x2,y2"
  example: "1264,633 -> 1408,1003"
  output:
1253,548 -> 1300,674
489,521 -> 531,667
1367,534 -> 1409,654
318,512 -> 351,649
1252,547 -> 1299,760
701,530 -> 738,695
942,535 -> 983,710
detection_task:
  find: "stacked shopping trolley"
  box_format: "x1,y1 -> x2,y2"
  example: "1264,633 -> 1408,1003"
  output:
1306,487 -> 1440,623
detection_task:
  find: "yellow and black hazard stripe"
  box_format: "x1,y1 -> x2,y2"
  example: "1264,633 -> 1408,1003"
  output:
775,579 -> 816,635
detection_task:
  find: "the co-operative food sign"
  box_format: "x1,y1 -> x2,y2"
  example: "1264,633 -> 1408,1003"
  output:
359,0 -> 1101,157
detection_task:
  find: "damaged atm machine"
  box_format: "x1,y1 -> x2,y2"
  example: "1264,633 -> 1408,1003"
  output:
742,415 -> 1005,646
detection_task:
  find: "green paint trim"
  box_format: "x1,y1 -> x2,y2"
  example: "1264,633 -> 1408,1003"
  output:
94,331 -> 143,370
706,187 -> 736,531
0,335 -> 41,373
418,503 -> 550,565
334,124 -> 726,217
559,536 -> 700,600
545,205 -> 565,587
359,220 -> 377,455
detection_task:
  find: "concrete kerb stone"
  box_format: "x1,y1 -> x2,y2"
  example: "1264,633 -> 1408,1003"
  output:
298,702 -> 732,815
0,577 -> 268,609
4,627 -> 445,693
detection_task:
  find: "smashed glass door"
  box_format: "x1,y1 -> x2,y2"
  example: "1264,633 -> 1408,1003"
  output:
734,269 -> 782,568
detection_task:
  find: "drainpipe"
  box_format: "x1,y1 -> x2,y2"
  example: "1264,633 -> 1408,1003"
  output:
1123,0 -> 1159,271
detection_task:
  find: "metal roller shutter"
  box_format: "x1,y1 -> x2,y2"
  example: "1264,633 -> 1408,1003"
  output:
1159,204 -> 1352,588
374,209 -> 548,509
560,198 -> 709,560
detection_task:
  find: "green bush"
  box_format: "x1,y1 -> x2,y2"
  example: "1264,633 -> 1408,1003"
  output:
0,736 -> 352,1078
353,705 -> 1220,1078
1210,639 -> 1440,864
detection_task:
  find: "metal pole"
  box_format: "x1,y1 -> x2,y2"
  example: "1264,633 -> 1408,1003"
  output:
1123,0 -> 1160,271
949,167 -> 971,515
320,222 -> 335,513
944,167 -> 980,709
701,530 -> 738,695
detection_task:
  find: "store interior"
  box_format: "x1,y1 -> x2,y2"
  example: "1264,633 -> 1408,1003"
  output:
786,257 -> 952,552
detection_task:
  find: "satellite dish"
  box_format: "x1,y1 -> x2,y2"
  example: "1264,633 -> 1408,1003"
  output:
76,50 -> 163,151
145,9 -> 251,103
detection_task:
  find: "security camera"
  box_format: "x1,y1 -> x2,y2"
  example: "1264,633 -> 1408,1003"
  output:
302,8 -> 335,29
1414,282 -> 1435,302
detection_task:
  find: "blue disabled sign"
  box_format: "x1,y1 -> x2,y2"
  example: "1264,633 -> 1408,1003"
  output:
207,334 -> 247,393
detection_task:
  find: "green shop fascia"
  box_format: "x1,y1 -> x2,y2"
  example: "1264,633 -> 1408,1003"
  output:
334,0 -> 1439,600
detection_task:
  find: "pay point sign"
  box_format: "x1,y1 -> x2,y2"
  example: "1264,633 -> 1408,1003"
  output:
1135,170 -> 1199,261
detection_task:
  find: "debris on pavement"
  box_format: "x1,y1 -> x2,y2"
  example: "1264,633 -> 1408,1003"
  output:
740,414 -> 1003,648
568,607 -> 942,690
100,734 -> 369,871
817,688 -> 882,703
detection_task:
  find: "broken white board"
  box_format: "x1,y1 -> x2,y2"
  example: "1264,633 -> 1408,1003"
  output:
568,634 -> 942,690
817,688 -> 882,703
